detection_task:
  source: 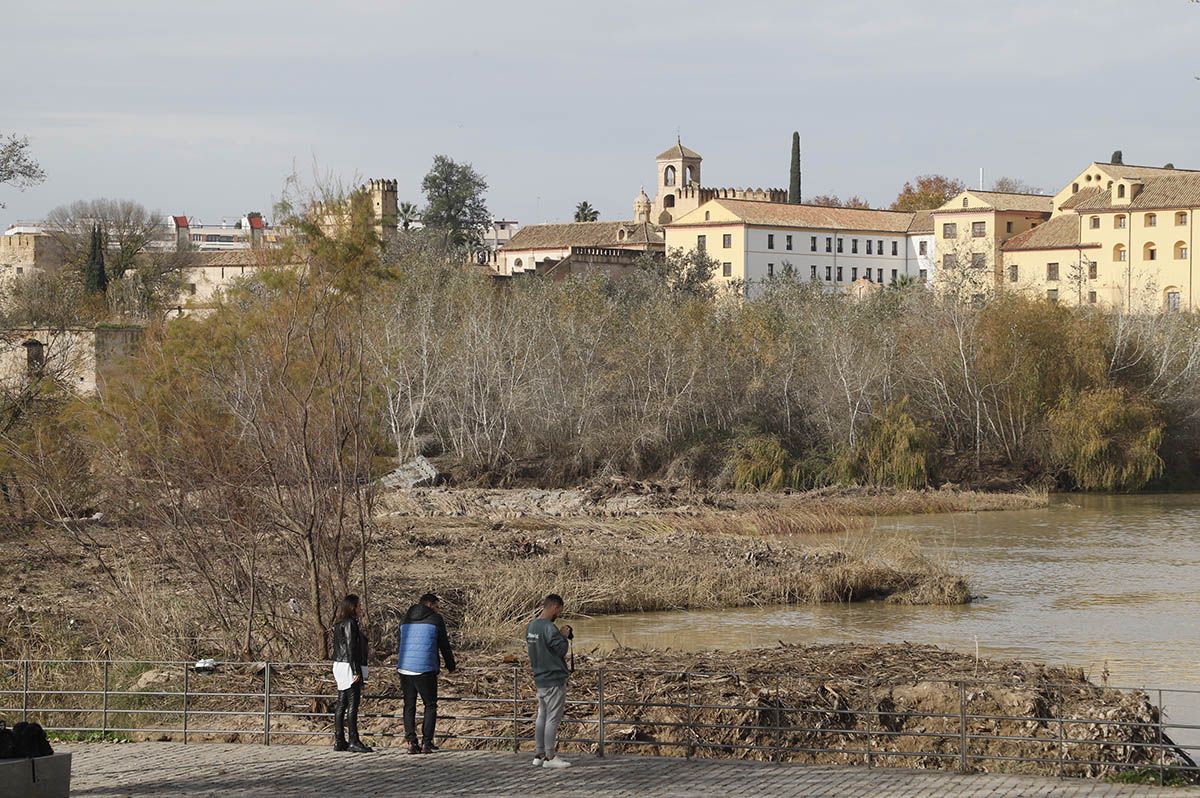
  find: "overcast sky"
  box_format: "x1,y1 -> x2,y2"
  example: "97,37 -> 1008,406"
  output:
3,1 -> 1198,229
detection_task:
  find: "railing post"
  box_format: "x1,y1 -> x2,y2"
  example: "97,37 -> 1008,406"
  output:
263,662 -> 271,746
21,660 -> 29,722
102,661 -> 110,739
1157,689 -> 1165,787
183,665 -> 190,745
865,677 -> 874,769
596,669 -> 606,759
1057,715 -> 1065,778
511,667 -> 520,754
685,672 -> 695,760
958,680 -> 968,773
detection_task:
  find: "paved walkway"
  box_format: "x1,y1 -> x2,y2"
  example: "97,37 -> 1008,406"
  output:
67,743 -> 1195,797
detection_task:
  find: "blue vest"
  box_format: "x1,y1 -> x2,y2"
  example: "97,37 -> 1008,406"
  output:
397,622 -> 439,674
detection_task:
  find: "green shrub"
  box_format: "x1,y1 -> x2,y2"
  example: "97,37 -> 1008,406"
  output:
849,401 -> 937,489
1046,387 -> 1164,491
730,433 -> 794,490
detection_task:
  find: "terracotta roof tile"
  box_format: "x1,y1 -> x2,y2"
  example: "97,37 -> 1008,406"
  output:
503,221 -> 663,250
1002,214 -> 1095,252
681,199 -> 915,233
907,210 -> 934,234
939,191 -> 1054,215
1069,173 -> 1200,212
656,140 -> 701,160
1057,187 -> 1103,210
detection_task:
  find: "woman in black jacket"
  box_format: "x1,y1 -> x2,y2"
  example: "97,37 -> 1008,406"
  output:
331,594 -> 372,753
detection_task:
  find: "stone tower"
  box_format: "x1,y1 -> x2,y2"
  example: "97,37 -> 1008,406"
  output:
633,186 -> 652,223
653,138 -> 703,224
366,178 -> 399,241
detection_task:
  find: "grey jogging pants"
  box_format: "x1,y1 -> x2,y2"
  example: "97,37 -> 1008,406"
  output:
534,683 -> 567,757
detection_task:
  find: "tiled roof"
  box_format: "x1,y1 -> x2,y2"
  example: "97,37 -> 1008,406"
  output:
181,250 -> 273,267
691,199 -> 915,233
1057,187 -> 1104,210
939,191 -> 1054,215
503,221 -> 663,250
1067,173 -> 1200,212
1097,162 -> 1200,179
656,140 -> 701,160
171,215 -> 189,228
1002,215 -> 1094,252
907,210 -> 934,234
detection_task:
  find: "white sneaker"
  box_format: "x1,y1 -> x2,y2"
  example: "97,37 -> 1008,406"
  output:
531,756 -> 544,767
543,757 -> 572,769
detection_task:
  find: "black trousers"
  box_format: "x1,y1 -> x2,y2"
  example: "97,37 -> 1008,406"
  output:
335,680 -> 362,744
400,673 -> 438,745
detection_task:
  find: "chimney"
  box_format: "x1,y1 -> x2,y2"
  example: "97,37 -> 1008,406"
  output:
172,215 -> 190,251
246,212 -> 265,249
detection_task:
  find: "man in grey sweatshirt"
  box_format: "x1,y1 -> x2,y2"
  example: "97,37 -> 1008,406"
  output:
525,593 -> 572,769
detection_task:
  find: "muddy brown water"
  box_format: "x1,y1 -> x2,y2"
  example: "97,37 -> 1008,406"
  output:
570,493 -> 1200,747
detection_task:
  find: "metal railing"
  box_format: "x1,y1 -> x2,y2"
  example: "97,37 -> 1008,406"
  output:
2,659 -> 1197,784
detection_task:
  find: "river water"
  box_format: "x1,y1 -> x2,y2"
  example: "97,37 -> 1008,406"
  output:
571,494 -> 1200,738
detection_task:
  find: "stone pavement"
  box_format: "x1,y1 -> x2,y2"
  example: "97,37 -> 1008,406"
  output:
67,743 -> 1196,797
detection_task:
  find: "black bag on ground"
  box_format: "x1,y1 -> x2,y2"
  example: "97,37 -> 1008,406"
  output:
0,720 -> 15,759
11,721 -> 53,757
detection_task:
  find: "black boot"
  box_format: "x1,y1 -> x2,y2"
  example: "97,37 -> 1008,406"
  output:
346,684 -> 372,753
333,690 -> 349,751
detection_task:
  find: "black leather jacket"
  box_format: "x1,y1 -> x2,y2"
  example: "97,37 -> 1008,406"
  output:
332,618 -> 367,671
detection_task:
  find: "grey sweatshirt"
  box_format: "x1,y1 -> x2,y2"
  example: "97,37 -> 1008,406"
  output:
525,617 -> 569,688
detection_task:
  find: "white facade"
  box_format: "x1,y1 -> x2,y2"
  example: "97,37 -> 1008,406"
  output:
738,227 -> 917,291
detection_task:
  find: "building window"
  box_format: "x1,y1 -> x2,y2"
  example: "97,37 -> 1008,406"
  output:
877,240 -> 883,254
825,265 -> 832,281
943,223 -> 957,239
1176,211 -> 1188,226
1145,243 -> 1157,261
852,239 -> 858,254
664,165 -> 676,186
1145,213 -> 1157,227
767,263 -> 774,277
1047,288 -> 1058,303
1114,244 -> 1127,262
188,283 -> 198,295
943,254 -> 957,270
866,240 -> 872,254
1115,215 -> 1126,229
837,238 -> 844,253
919,268 -> 928,282
1117,184 -> 1126,199
23,339 -> 45,373
962,197 -> 969,208
918,241 -> 927,256
851,267 -> 858,281
513,258 -> 523,268
704,212 -> 710,221
697,235 -> 706,251
876,268 -> 883,282
1046,262 -> 1059,281
1088,262 -> 1097,279
767,233 -> 775,249
810,264 -> 817,280
722,233 -> 732,248
1176,241 -> 1189,260
1088,290 -> 1097,304
891,241 -> 898,256
722,262 -> 732,277
837,266 -> 844,282
972,221 -> 986,237
865,270 -> 872,282
1090,216 -> 1100,229
971,253 -> 986,269
890,268 -> 897,283
825,237 -> 832,253
1008,265 -> 1019,282
1006,221 -> 1013,234
1168,291 -> 1181,311
663,195 -> 675,208
810,236 -> 817,251
785,235 -> 793,251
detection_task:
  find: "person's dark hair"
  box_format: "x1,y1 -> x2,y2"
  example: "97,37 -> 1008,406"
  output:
335,594 -> 360,623
543,593 -> 564,608
420,593 -> 439,605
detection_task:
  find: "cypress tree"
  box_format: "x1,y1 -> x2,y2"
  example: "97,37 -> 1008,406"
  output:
788,132 -> 802,204
84,224 -> 108,293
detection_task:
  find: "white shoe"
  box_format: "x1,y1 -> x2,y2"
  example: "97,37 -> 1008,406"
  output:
531,756 -> 544,767
543,757 -> 572,769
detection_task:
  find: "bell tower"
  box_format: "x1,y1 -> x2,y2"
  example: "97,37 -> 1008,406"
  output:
653,137 -> 702,224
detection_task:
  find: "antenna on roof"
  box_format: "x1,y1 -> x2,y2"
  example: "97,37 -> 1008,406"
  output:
979,167 -> 985,191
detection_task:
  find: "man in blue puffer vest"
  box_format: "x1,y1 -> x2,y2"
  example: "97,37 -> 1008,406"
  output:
396,593 -> 457,754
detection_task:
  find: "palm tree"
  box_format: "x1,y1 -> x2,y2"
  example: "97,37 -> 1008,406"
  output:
574,201 -> 599,222
398,201 -> 421,231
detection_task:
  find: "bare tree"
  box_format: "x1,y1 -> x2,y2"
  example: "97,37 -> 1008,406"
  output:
43,199 -> 166,277
0,133 -> 45,206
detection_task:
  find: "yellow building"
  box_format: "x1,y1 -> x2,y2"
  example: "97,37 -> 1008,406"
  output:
930,191 -> 1053,296
1002,162 -> 1200,310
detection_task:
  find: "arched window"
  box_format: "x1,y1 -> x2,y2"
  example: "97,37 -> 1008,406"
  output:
1144,242 -> 1157,261
664,165 -> 676,187
1177,211 -> 1189,226
704,211 -> 710,221
513,258 -> 523,268
617,229 -> 626,241
685,165 -> 696,185
1145,213 -> 1157,227
1113,244 -> 1127,262
1166,289 -> 1182,311
1176,241 -> 1189,260
1072,182 -> 1080,193
962,197 -> 969,208
1114,215 -> 1127,229
663,194 -> 675,208
1117,184 -> 1126,199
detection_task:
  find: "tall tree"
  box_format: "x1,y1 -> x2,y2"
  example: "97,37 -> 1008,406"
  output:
0,133 -> 45,207
83,225 -> 108,294
990,177 -> 1042,194
420,155 -> 490,253
788,132 -> 802,204
574,201 -> 599,222
398,201 -> 421,231
44,198 -> 164,277
889,175 -> 966,212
